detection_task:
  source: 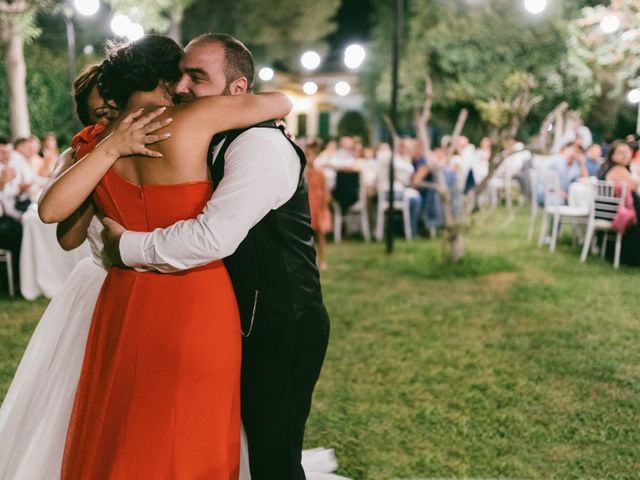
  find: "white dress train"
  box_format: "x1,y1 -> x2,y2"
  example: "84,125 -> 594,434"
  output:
0,217 -> 349,480
0,218 -> 108,480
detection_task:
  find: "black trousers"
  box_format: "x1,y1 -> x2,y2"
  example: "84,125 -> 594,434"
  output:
241,310 -> 330,480
0,216 -> 22,292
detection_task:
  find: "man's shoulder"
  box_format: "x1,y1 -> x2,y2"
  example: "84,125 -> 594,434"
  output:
232,125 -> 290,144
226,126 -> 299,161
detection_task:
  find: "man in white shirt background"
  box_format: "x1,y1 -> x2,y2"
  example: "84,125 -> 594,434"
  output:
2,138 -> 37,220
102,34 -> 330,480
0,136 -> 26,292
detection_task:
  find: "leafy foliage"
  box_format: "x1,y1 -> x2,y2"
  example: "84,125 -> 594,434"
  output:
567,2 -> 640,136
182,0 -> 341,67
105,0 -> 197,35
337,111 -> 369,145
368,0 -> 638,142
0,44 -> 79,143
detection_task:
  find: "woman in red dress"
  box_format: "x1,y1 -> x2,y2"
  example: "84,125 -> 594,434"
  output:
38,35 -> 291,479
305,141 -> 332,270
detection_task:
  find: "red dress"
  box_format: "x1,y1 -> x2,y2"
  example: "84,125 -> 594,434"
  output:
306,167 -> 332,234
62,126 -> 241,479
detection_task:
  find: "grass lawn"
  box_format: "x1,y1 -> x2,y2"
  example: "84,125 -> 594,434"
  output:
2,208 -> 639,479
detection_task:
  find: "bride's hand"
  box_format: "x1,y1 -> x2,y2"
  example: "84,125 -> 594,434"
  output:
103,107 -> 172,158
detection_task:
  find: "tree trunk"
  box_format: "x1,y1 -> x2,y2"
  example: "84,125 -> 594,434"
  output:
444,226 -> 464,264
4,20 -> 30,139
167,20 -> 182,44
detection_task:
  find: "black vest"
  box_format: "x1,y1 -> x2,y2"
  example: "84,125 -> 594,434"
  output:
210,124 -> 326,339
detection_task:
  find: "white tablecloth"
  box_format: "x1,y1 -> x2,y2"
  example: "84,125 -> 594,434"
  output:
20,205 -> 91,300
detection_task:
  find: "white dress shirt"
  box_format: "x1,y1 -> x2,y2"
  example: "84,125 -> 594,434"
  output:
0,151 -> 38,219
120,128 -> 301,273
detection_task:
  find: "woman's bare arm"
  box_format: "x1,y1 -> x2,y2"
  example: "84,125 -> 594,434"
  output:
57,199 -> 95,251
608,165 -> 640,192
172,92 -> 292,138
39,108 -> 171,224
43,147 -> 95,249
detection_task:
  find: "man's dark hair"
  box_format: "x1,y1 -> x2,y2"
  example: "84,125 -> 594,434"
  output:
0,136 -> 8,145
73,64 -> 101,126
190,33 -> 255,91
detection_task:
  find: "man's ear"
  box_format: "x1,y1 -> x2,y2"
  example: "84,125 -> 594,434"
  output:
229,77 -> 249,95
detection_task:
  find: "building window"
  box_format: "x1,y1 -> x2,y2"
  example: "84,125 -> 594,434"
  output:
297,113 -> 307,137
319,111 -> 330,140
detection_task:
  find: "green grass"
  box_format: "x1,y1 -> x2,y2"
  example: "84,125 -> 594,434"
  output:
2,209 -> 640,479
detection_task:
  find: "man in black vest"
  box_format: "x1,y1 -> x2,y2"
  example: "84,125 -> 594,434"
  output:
102,34 -> 330,479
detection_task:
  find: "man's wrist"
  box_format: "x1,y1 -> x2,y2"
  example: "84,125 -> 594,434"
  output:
119,230 -> 149,268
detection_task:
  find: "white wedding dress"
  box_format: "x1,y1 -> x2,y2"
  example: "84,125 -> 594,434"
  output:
0,217 -> 348,480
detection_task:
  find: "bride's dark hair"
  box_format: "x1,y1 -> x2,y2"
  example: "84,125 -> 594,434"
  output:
98,34 -> 183,109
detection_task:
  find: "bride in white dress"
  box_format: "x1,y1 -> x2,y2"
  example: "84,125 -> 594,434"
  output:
0,69 -> 347,480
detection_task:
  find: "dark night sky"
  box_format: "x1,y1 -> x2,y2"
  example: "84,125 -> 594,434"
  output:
329,0 -> 374,49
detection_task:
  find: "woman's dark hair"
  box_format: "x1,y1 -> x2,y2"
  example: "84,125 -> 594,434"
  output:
98,34 -> 183,109
72,64 -> 101,126
598,140 -> 631,178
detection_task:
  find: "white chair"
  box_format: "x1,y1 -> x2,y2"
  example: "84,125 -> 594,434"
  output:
538,171 -> 591,252
538,170 -> 563,247
527,168 -> 542,241
0,249 -> 15,297
375,188 -> 414,241
333,171 -> 371,243
580,180 -> 627,269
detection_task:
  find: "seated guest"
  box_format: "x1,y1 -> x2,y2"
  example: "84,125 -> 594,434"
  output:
377,142 -> 421,236
304,142 -> 332,270
7,137 -> 38,213
360,146 -> 378,199
553,116 -> 593,152
332,136 -> 361,171
584,143 -> 603,177
28,135 -> 45,174
630,143 -> 640,181
473,137 -> 492,183
449,136 -> 477,193
39,132 -> 59,178
0,139 -> 15,192
411,142 -> 444,236
597,141 -> 640,266
499,139 -> 532,198
547,142 -> 588,200
0,136 -> 23,291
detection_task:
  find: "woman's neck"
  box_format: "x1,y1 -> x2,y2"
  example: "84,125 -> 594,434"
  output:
126,88 -> 172,110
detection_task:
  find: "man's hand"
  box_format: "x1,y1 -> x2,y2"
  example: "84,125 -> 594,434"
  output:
101,217 -> 126,268
275,119 -> 295,142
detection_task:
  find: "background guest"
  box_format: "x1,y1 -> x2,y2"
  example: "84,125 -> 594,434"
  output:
546,142 -> 588,200
584,143 -> 603,177
0,136 -> 23,290
40,133 -> 59,177
597,141 -> 640,266
376,141 -> 421,237
6,138 -> 37,216
305,141 -> 332,271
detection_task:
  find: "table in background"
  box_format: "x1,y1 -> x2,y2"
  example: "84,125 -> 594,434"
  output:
20,205 -> 90,300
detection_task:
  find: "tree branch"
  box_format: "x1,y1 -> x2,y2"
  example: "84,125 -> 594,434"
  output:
446,108 -> 469,160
